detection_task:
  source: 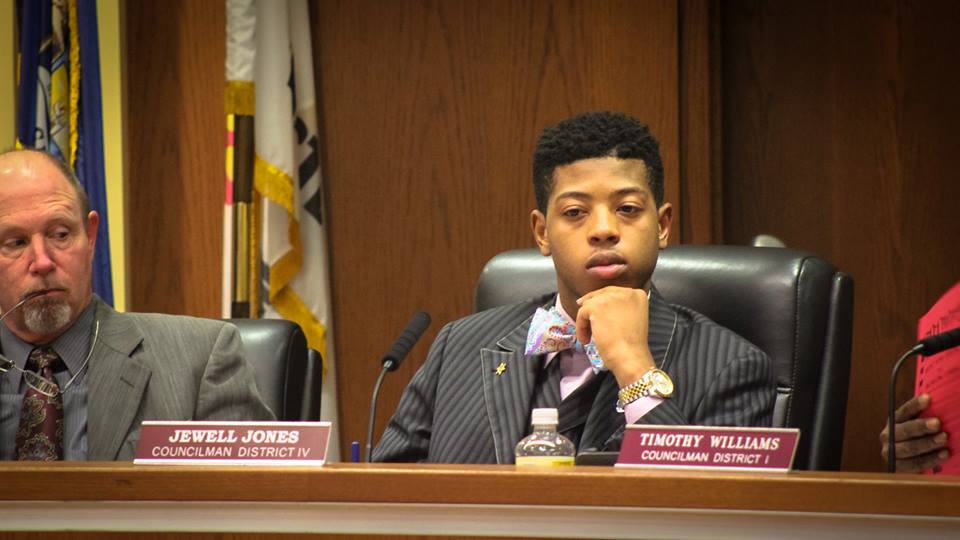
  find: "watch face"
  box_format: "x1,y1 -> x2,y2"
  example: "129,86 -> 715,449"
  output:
651,370 -> 674,396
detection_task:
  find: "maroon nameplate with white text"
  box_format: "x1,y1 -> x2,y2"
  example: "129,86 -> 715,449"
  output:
134,421 -> 331,466
616,425 -> 800,472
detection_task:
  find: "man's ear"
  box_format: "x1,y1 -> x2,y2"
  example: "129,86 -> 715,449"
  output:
657,203 -> 673,249
530,209 -> 551,256
86,211 -> 100,248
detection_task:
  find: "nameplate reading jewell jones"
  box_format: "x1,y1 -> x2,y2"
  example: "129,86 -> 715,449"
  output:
616,425 -> 799,472
134,421 -> 331,466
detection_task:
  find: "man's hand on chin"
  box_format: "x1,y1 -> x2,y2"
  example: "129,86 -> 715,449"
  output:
574,286 -> 656,387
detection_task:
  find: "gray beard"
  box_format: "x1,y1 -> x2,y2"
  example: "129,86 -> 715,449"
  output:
23,297 -> 72,337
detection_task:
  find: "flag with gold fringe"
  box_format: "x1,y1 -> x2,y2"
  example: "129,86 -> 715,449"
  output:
225,0 -> 340,460
16,0 -> 113,306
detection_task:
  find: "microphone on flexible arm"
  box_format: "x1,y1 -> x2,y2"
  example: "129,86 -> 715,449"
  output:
887,327 -> 960,472
365,311 -> 431,462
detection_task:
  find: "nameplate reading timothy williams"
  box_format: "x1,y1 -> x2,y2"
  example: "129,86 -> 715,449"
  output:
134,421 -> 332,466
616,424 -> 799,472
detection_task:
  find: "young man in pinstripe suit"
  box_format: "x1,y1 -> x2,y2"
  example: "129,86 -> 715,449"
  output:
375,111 -> 775,464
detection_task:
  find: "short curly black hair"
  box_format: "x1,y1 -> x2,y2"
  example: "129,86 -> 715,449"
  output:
532,111 -> 664,213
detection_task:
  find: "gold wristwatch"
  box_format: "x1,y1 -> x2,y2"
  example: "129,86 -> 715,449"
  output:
616,368 -> 674,412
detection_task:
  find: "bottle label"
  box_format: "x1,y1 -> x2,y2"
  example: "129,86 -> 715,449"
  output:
515,455 -> 575,467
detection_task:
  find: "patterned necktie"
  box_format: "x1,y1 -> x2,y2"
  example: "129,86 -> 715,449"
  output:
15,347 -> 64,461
524,307 -> 605,371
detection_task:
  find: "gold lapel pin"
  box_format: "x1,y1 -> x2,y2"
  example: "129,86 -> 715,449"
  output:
495,362 -> 507,376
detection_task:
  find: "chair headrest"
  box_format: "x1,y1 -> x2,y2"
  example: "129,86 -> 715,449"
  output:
475,245 -> 842,389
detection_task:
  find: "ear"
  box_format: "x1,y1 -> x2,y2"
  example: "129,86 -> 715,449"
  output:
530,209 -> 551,256
656,203 -> 673,249
86,211 -> 100,253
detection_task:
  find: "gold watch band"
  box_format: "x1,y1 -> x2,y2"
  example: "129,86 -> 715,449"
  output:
616,368 -> 673,412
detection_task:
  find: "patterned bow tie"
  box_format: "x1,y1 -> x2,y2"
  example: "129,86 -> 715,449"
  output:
524,307 -> 605,371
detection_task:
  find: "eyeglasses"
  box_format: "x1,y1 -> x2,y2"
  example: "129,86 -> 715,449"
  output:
0,321 -> 98,398
0,356 -> 60,396
0,292 -> 62,397
0,291 -> 99,397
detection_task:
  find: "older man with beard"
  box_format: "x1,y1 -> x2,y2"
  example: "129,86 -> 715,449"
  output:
0,149 -> 272,461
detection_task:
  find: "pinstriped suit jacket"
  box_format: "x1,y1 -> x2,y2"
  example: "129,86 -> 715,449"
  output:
373,287 -> 774,464
86,297 -> 274,460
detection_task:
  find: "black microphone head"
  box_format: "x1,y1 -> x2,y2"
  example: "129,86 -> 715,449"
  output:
382,311 -> 431,371
919,327 -> 960,356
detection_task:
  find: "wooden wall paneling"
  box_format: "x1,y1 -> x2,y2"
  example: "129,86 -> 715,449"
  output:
679,0 -> 723,245
125,0 -> 225,318
0,536 -> 559,540
312,0 -> 682,456
721,1 -> 960,471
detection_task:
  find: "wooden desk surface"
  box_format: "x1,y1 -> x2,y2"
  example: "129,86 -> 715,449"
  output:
1,462 -> 958,539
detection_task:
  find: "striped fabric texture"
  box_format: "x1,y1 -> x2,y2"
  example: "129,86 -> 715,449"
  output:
83,297 -> 274,460
374,287 -> 775,464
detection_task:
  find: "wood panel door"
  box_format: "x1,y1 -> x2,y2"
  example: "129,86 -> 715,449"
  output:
722,0 -> 960,471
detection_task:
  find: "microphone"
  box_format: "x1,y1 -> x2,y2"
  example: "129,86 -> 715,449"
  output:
917,327 -> 960,357
381,311 -> 431,372
887,326 -> 960,473
366,311 -> 431,462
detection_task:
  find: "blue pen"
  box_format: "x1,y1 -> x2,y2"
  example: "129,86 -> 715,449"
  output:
350,441 -> 361,463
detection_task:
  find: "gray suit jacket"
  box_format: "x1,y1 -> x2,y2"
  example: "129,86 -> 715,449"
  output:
374,287 -> 775,464
87,298 -> 274,460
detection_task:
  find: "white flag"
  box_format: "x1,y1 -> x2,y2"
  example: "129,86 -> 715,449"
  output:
223,0 -> 255,318
229,0 -> 340,460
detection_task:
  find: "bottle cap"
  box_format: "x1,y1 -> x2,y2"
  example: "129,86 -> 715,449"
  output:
531,408 -> 558,426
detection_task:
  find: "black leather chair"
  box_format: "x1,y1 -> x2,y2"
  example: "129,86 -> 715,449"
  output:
474,246 -> 853,471
229,318 -> 322,421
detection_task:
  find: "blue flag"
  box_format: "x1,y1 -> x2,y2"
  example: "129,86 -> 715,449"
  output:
16,0 -> 114,306
75,0 -> 113,306
15,0 -> 46,148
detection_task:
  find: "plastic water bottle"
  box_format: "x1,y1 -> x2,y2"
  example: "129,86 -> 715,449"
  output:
514,408 -> 575,466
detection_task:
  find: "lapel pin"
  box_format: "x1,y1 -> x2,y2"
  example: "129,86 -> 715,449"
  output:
495,362 -> 507,376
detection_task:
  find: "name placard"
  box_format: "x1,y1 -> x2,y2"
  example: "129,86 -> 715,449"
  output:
134,421 -> 331,466
616,425 -> 800,472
